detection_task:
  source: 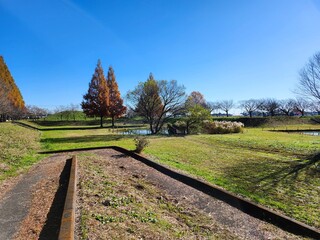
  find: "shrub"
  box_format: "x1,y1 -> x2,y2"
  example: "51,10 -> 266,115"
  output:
134,136 -> 150,153
204,121 -> 244,134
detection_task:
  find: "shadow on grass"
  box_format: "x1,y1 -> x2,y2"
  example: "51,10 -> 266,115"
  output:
40,125 -> 144,131
39,158 -> 71,239
41,134 -> 135,145
34,120 -> 144,128
254,152 -> 320,188
221,152 -> 320,194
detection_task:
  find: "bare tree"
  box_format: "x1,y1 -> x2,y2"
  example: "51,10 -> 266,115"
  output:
294,98 -> 310,116
127,74 -> 186,134
218,100 -> 234,117
207,101 -> 220,114
54,105 -> 68,120
259,99 -> 280,116
68,103 -> 80,121
26,105 -> 48,120
296,51 -> 320,101
239,99 -> 262,118
278,99 -> 296,116
310,101 -> 320,115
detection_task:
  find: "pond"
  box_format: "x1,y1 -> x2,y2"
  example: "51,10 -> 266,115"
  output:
120,129 -> 168,135
301,131 -> 320,136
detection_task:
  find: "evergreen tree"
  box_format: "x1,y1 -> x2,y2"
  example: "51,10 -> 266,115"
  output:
106,66 -> 126,127
0,56 -> 25,120
81,60 -> 109,127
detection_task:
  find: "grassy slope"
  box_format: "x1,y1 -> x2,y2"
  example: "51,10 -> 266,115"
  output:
0,123 -> 41,181
38,120 -> 320,228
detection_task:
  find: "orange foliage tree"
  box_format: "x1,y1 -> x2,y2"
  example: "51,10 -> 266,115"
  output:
81,60 -> 109,127
0,56 -> 25,121
106,66 -> 126,127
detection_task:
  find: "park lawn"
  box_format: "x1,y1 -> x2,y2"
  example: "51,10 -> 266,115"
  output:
40,125 -> 320,228
40,128 -> 136,151
144,129 -> 320,228
264,124 -> 320,131
0,123 -> 41,181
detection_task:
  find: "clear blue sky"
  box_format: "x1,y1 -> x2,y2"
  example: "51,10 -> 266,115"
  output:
1,0 -> 320,114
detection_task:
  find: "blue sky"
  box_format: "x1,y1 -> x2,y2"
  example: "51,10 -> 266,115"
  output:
1,0 -> 320,114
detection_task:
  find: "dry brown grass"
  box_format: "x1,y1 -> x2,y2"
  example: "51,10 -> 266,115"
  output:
77,152 -> 236,239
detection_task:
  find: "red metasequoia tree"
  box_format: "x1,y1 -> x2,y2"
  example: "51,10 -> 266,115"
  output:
81,60 -> 109,127
106,66 -> 126,127
0,56 -> 25,121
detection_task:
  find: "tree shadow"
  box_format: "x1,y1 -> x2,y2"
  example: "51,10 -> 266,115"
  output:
38,159 -> 71,239
253,152 -> 320,190
221,152 -> 320,194
111,153 -> 128,159
41,134 -> 134,145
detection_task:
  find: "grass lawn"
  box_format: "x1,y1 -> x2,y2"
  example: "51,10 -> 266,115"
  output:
39,122 -> 320,229
145,129 -> 320,228
0,123 -> 41,181
40,128 -> 136,151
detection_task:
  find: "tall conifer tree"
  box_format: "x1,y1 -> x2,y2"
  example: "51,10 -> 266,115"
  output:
0,56 -> 25,120
106,66 -> 126,127
81,60 -> 109,127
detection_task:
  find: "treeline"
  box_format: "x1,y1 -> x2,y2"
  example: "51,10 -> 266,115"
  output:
207,98 -> 319,117
0,56 -> 25,121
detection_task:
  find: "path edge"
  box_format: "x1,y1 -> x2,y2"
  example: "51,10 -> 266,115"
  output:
58,156 -> 77,240
43,146 -> 320,239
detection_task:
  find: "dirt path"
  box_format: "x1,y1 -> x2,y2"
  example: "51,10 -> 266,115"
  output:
0,149 -> 309,239
77,149 -> 307,239
0,154 -> 71,240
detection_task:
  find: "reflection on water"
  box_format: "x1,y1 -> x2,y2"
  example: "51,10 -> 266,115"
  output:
302,131 -> 320,136
122,129 -> 150,135
121,129 -> 168,135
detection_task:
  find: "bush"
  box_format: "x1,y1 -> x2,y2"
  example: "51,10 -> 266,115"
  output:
134,136 -> 150,153
204,121 -> 244,134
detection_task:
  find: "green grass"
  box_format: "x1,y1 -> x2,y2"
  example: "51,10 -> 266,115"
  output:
44,110 -> 87,121
40,128 -> 136,151
0,123 -> 42,181
36,120 -> 320,228
144,130 -> 320,228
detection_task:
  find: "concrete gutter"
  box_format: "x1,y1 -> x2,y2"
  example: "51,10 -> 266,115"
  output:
58,156 -> 77,240
42,146 -> 320,239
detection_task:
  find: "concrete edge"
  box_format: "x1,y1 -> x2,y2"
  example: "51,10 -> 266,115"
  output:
114,147 -> 320,239
43,146 -> 320,239
58,155 -> 77,240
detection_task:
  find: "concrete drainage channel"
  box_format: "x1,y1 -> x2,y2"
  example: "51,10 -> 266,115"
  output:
49,147 -> 320,239
58,156 -> 77,240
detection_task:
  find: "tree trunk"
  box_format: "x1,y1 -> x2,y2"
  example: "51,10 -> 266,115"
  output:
186,121 -> 190,134
100,115 -> 103,127
149,122 -> 154,134
249,111 -> 252,118
111,116 -> 115,128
